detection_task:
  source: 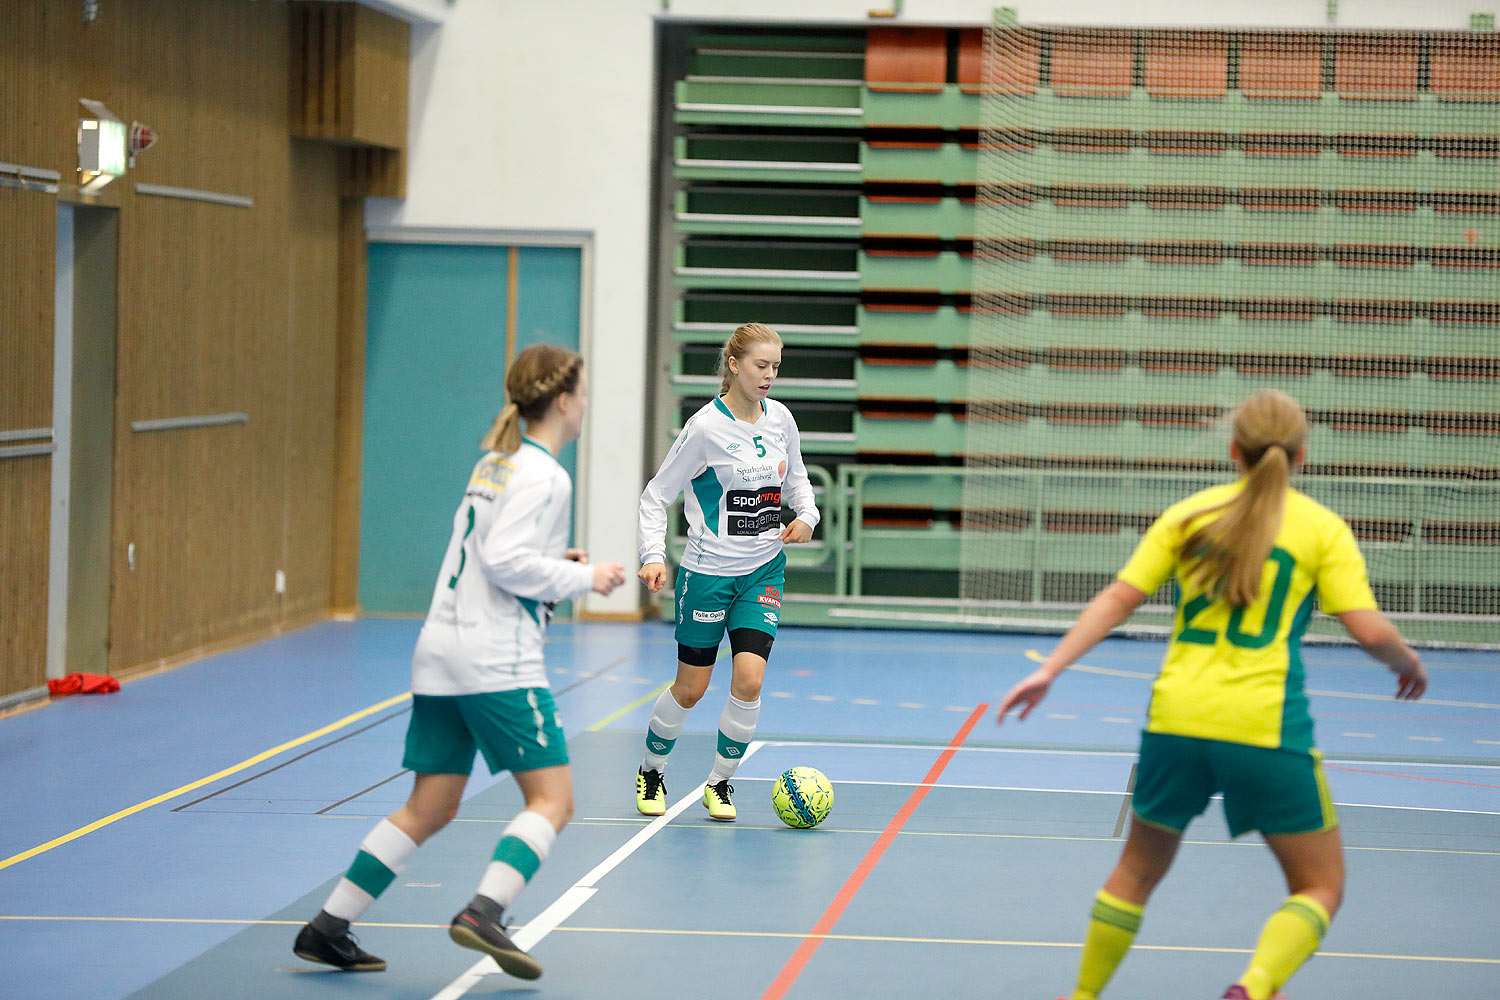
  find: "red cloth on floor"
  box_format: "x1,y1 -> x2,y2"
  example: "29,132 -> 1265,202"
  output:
47,673 -> 121,696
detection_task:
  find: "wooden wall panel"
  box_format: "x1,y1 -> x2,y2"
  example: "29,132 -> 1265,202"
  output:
331,195 -> 367,612
284,140 -> 341,620
290,2 -> 408,150
107,0 -> 299,668
0,2 -> 79,174
0,188 -> 56,699
0,458 -> 52,699
2,1 -> 351,688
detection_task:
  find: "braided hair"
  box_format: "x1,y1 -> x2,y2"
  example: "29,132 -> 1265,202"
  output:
480,344 -> 584,454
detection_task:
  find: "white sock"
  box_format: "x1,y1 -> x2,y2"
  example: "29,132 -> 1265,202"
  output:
641,689 -> 691,772
477,810 -> 557,909
321,819 -> 418,922
707,695 -> 759,783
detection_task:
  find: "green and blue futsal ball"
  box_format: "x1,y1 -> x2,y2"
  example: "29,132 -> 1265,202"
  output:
772,766 -> 833,829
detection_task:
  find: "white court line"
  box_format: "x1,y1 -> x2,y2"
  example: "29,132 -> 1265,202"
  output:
429,742 -> 763,1000
758,739 -> 1500,770
771,778 -> 1500,816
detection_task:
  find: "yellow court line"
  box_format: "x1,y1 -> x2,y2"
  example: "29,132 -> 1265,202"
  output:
586,681 -> 671,732
3,916 -> 1494,965
0,692 -> 414,873
585,647 -> 730,732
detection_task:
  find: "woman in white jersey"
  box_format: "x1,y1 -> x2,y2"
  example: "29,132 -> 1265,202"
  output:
635,322 -> 820,821
293,345 -> 626,979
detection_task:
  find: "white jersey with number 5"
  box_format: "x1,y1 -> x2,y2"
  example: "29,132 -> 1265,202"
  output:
412,439 -> 593,696
639,396 -> 821,577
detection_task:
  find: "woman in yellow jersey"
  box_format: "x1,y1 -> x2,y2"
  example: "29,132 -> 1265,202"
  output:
997,390 -> 1427,1000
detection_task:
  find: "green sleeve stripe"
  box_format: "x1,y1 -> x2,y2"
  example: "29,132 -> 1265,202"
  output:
492,835 -> 542,882
345,850 -> 398,898
691,468 -> 723,537
517,596 -> 542,625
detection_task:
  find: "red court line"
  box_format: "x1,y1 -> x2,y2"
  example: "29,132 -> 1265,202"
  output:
760,703 -> 991,1000
1325,763 -> 1500,791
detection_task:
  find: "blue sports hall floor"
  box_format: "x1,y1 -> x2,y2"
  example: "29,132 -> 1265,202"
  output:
1,620 -> 1496,1000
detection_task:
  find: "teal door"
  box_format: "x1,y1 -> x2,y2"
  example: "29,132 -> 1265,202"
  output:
360,242 -> 583,613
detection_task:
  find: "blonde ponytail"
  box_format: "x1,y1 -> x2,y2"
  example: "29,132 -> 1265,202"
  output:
1178,390 -> 1307,607
717,322 -> 783,394
478,344 -> 583,454
480,402 -> 523,454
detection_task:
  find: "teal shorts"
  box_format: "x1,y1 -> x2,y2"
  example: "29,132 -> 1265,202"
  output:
1133,731 -> 1338,838
673,551 -> 786,649
402,689 -> 569,776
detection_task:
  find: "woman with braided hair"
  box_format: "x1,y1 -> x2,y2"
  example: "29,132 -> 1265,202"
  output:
634,322 -> 820,821
294,344 -> 626,980
997,390 -> 1426,1000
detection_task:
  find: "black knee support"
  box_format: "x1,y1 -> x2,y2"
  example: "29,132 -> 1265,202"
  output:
677,643 -> 718,667
728,627 -> 774,660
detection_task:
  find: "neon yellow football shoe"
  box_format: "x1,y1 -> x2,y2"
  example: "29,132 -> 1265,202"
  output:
636,767 -> 666,817
703,779 -> 736,821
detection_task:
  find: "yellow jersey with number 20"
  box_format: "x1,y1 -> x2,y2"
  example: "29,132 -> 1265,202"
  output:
1116,480 -> 1378,753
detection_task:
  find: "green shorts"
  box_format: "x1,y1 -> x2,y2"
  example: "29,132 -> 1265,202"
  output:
1132,731 -> 1338,838
673,552 -> 786,649
402,689 -> 569,776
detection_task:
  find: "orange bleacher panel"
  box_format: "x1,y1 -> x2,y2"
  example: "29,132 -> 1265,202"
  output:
1239,34 -> 1321,99
1051,30 -> 1133,98
1145,34 -> 1228,99
1431,35 -> 1500,102
866,27 -> 947,92
957,26 -> 1040,95
1335,36 -> 1418,100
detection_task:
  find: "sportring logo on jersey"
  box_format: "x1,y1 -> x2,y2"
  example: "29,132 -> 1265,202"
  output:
727,487 -> 782,537
693,609 -> 726,623
763,611 -> 778,626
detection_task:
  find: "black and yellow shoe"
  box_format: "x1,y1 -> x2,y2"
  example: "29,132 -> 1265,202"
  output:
636,767 -> 666,817
449,895 -> 542,980
703,779 -> 736,822
293,922 -> 387,972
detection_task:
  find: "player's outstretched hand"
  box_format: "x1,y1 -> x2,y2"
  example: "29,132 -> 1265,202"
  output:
638,562 -> 668,593
779,519 -> 812,544
565,548 -> 588,563
1394,656 -> 1427,701
592,562 -> 627,595
997,667 -> 1055,725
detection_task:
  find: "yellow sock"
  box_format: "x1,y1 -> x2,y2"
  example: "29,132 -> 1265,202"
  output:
1237,894 -> 1331,1000
1071,889 -> 1144,1000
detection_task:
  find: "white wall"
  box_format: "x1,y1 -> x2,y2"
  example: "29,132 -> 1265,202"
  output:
364,0 -> 1492,614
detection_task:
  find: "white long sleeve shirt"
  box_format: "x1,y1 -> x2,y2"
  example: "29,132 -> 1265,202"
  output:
411,439 -> 593,695
639,396 -> 820,577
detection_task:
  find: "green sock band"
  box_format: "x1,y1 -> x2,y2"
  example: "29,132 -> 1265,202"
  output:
1089,890 -> 1144,934
646,727 -> 677,757
492,835 -> 542,882
716,729 -> 748,760
345,850 -> 398,898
